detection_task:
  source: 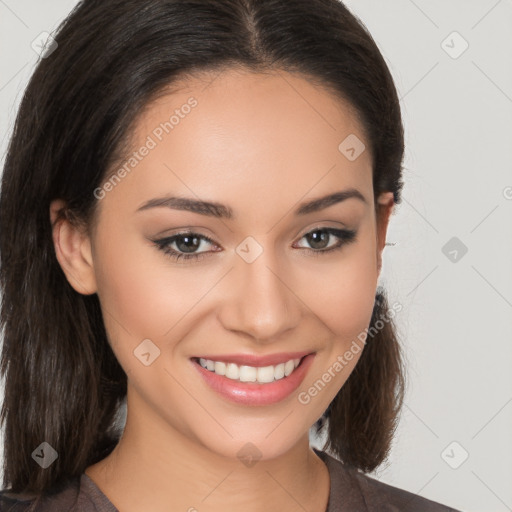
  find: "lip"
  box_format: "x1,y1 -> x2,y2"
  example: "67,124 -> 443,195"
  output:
191,351 -> 311,367
191,352 -> 316,406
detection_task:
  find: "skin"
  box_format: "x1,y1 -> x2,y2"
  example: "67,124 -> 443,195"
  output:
50,67 -> 394,512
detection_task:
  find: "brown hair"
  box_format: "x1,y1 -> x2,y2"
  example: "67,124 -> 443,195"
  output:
0,0 -> 405,499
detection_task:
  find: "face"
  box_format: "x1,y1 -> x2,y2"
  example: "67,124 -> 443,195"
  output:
52,67 -> 394,462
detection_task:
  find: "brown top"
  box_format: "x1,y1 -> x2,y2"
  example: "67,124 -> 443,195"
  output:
0,449 -> 461,511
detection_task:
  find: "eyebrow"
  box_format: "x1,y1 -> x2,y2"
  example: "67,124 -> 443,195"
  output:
136,188 -> 367,219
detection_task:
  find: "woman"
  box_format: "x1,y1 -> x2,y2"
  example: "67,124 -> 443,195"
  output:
0,0 -> 462,510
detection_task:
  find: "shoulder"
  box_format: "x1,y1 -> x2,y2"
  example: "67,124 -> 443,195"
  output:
0,489 -> 39,512
0,475 -> 93,512
350,469 -> 461,512
314,448 -> 463,512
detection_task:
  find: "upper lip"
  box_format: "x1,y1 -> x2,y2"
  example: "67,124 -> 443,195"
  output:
192,351 -> 313,367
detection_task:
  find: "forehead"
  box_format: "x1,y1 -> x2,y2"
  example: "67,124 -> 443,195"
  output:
101,67 -> 373,222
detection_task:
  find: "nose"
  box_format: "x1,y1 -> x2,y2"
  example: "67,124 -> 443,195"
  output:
216,246 -> 302,343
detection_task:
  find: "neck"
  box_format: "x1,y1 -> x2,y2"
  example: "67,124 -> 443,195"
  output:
85,387 -> 330,512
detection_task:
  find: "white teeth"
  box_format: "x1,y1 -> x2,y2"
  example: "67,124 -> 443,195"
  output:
214,361 -> 226,376
257,365 -> 275,383
284,359 -> 295,376
198,357 -> 303,383
274,363 -> 285,380
225,363 -> 239,380
239,365 -> 257,382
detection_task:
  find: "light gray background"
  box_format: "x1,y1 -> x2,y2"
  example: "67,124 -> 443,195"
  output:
1,1 -> 511,511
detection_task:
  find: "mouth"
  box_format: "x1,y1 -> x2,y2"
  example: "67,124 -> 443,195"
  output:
190,352 -> 316,406
193,355 -> 304,383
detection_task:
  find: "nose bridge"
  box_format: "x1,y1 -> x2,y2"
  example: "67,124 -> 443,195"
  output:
218,239 -> 301,342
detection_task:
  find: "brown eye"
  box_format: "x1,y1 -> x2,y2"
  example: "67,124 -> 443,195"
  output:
153,231 -> 217,262
294,227 -> 357,255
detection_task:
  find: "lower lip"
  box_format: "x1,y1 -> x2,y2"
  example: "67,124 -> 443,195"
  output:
192,354 -> 315,406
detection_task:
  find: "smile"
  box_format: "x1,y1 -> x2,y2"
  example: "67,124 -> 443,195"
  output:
197,357 -> 302,383
191,352 -> 316,406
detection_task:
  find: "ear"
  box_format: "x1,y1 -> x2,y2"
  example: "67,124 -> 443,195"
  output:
49,199 -> 97,295
375,191 -> 395,275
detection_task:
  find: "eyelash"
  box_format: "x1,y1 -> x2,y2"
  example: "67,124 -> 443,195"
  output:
152,227 -> 357,263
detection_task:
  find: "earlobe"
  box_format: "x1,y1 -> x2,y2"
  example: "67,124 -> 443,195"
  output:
375,192 -> 395,274
50,199 -> 97,295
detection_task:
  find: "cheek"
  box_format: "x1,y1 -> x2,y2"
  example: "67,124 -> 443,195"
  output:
93,224 -> 198,336
297,236 -> 379,410
300,238 -> 378,341
90,226 -> 177,378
